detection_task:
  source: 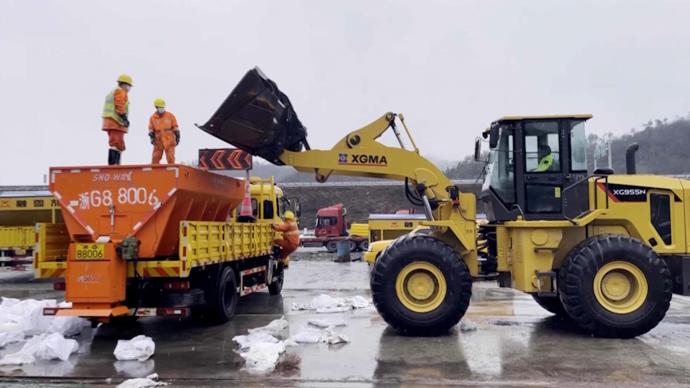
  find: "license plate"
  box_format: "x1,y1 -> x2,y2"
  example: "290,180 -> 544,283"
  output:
75,244 -> 105,260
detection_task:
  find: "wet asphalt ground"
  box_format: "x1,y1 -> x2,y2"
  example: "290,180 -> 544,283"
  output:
1,248 -> 690,387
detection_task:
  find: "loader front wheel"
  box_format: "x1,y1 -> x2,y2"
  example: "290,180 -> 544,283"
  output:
558,235 -> 672,338
371,234 -> 472,336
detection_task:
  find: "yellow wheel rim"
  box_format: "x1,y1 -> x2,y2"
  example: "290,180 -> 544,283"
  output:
395,261 -> 447,313
593,261 -> 648,314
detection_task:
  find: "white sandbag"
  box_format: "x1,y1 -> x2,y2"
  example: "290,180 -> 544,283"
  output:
232,332 -> 278,349
320,327 -> 350,345
247,317 -> 289,336
114,335 -> 155,362
117,373 -> 168,388
0,329 -> 25,348
0,333 -> 78,365
347,295 -> 371,309
459,319 -> 478,332
308,317 -> 347,328
0,297 -> 88,339
240,341 -> 287,373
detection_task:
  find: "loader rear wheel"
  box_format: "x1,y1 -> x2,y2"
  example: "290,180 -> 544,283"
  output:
206,267 -> 239,324
531,294 -> 568,316
371,234 -> 472,336
558,235 -> 672,338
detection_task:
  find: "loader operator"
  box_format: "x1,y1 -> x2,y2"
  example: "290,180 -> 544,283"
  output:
102,74 -> 133,165
533,144 -> 554,172
148,98 -> 180,164
271,210 -> 300,261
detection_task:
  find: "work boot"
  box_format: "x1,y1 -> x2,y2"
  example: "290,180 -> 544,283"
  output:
114,150 -> 121,165
108,149 -> 118,165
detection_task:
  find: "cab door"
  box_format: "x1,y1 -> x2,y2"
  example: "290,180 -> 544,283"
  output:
517,119 -> 588,220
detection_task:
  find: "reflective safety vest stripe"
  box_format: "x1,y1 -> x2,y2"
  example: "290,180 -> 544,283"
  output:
102,88 -> 129,125
535,154 -> 554,172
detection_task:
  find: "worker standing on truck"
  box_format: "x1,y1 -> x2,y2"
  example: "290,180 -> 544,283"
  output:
102,74 -> 132,165
271,210 -> 300,261
148,98 -> 180,164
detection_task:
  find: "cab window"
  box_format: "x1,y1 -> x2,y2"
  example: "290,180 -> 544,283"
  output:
483,125 -> 515,204
524,121 -> 559,172
318,216 -> 338,226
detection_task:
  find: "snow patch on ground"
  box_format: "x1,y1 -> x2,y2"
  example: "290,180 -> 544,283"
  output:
291,294 -> 371,313
114,335 -> 156,362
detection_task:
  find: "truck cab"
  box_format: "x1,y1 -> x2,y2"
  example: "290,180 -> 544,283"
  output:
315,203 -> 348,238
236,176 -> 299,224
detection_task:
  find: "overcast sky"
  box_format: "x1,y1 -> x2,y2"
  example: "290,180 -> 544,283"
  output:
1,0 -> 689,185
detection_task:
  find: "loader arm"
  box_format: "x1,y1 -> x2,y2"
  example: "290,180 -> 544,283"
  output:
198,68 -> 478,274
281,113 -> 478,267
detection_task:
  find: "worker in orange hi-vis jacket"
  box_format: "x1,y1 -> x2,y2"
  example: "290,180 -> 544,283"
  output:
271,211 -> 300,263
148,98 -> 180,164
102,74 -> 133,165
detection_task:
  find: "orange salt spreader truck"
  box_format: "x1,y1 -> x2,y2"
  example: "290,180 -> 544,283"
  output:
44,164 -> 291,324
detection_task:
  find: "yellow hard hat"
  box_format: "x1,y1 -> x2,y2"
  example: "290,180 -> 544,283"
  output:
284,211 -> 295,220
153,98 -> 166,108
117,74 -> 133,86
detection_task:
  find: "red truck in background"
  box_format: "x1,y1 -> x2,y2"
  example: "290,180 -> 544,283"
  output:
300,203 -> 369,253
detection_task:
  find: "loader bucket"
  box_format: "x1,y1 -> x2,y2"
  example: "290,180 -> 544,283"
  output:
198,67 -> 308,165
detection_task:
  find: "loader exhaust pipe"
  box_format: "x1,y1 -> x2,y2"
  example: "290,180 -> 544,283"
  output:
626,143 -> 639,174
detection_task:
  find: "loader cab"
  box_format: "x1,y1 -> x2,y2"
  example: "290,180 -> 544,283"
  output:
480,114 -> 592,221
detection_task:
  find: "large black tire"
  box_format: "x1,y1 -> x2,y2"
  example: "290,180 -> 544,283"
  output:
558,235 -> 672,338
268,263 -> 284,295
371,234 -> 472,336
325,240 -> 338,253
358,240 -> 370,251
531,294 -> 568,316
348,240 -> 358,252
206,267 -> 239,324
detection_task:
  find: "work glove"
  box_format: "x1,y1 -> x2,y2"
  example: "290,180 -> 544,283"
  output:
175,131 -> 180,145
119,114 -> 130,128
148,132 -> 155,145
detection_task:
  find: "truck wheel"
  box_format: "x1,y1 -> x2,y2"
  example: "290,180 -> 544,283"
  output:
268,264 -> 284,295
358,240 -> 370,251
325,241 -> 338,253
531,294 -> 568,316
558,235 -> 672,338
207,267 -> 239,324
348,240 -> 357,252
371,234 -> 472,336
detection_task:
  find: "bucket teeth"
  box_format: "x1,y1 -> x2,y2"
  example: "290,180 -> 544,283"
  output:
197,67 -> 308,164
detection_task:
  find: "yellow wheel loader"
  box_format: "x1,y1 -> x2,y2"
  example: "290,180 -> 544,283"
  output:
198,67 -> 688,338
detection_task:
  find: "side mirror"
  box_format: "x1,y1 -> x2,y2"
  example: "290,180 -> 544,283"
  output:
489,126 -> 499,148
474,139 -> 482,162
